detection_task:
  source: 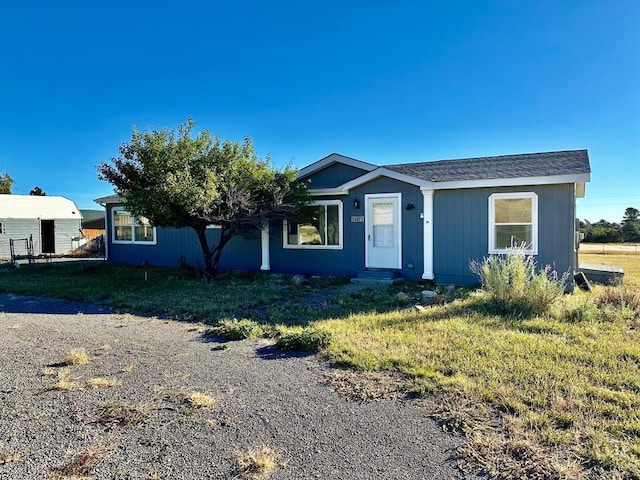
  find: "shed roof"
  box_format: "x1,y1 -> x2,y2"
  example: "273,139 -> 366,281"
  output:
384,149 -> 590,182
0,195 -> 82,220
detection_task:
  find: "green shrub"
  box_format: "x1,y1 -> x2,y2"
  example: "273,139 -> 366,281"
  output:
275,328 -> 333,352
207,318 -> 263,340
470,247 -> 568,316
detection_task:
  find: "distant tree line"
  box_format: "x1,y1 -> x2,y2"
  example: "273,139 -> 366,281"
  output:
580,207 -> 640,243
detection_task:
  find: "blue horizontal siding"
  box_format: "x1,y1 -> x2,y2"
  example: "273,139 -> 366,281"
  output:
300,163 -> 370,189
105,206 -> 261,271
433,184 -> 576,285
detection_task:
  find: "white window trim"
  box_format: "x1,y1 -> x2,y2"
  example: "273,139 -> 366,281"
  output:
283,200 -> 343,250
112,208 -> 157,245
488,192 -> 538,255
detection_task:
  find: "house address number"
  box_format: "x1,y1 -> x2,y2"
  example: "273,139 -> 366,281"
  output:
350,216 -> 365,223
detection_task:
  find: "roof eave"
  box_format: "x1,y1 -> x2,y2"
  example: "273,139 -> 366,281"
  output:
432,172 -> 591,190
94,194 -> 124,205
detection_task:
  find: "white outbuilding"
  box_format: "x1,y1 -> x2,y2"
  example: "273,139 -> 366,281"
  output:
0,195 -> 83,259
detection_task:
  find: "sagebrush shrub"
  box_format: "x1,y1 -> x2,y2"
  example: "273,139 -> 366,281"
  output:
470,246 -> 567,315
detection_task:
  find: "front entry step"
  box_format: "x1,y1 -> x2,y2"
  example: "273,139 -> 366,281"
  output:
351,270 -> 404,285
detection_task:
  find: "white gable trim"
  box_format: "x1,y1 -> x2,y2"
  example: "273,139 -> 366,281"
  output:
339,167 -> 434,191
297,153 -> 377,179
432,173 -> 591,190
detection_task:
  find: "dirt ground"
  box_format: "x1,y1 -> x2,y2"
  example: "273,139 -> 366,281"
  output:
0,294 -> 478,480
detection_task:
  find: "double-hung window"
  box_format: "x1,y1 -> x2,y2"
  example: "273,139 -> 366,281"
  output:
284,201 -> 343,249
488,192 -> 538,254
112,209 -> 156,244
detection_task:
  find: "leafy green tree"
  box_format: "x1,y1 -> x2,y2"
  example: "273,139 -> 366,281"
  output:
29,186 -> 46,196
97,119 -> 308,279
0,172 -> 14,194
621,207 -> 640,242
584,219 -> 622,243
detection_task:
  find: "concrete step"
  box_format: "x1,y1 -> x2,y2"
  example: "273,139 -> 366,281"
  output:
351,270 -> 403,285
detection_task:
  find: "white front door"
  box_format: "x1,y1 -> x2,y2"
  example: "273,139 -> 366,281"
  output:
365,193 -> 402,269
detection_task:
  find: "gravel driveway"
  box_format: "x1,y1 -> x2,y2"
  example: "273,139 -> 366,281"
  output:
0,294 -> 476,479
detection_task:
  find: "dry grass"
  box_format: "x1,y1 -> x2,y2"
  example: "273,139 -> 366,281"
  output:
122,364 -> 134,373
50,445 -> 113,478
64,348 -> 89,365
8,323 -> 20,329
235,447 -> 279,480
176,390 -> 216,408
0,449 -> 23,464
54,369 -> 76,391
86,377 -> 121,388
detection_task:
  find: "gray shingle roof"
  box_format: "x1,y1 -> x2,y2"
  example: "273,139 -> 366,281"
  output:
384,150 -> 590,182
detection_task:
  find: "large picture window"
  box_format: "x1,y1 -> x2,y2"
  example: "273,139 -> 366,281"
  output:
284,201 -> 343,249
488,192 -> 538,254
112,209 -> 156,244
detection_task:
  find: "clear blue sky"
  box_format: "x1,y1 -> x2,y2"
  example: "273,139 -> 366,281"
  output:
1,1 -> 638,223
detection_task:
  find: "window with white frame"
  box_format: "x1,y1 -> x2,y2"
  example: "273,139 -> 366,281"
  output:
488,192 -> 538,254
284,201 -> 343,249
112,209 -> 156,244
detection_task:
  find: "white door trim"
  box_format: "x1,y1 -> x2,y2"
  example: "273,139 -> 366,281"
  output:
365,193 -> 402,269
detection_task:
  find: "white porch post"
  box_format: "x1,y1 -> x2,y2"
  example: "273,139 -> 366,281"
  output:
421,189 -> 434,280
260,221 -> 270,271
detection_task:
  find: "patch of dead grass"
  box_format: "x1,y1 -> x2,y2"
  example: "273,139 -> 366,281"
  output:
457,415 -> 586,480
50,445 -> 113,479
54,369 -> 76,391
235,447 -> 279,480
327,369 -> 406,401
86,377 -> 121,388
0,449 -> 23,464
64,348 -> 89,365
426,393 -> 494,435
176,390 -> 216,408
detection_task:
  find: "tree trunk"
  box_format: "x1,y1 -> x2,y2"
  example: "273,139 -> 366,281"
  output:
194,225 -> 235,282
210,227 -> 234,278
194,226 -> 214,281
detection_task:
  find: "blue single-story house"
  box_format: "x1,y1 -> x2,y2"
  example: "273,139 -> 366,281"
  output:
95,149 -> 590,285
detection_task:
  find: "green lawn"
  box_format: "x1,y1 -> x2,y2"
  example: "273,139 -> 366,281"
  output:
0,257 -> 638,479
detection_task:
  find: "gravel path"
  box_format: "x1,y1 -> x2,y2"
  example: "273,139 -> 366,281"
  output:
0,294 -> 476,479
